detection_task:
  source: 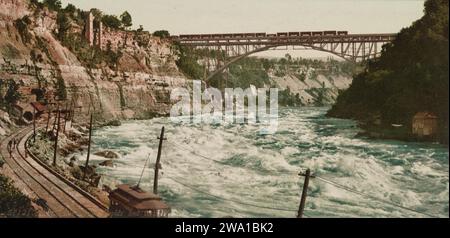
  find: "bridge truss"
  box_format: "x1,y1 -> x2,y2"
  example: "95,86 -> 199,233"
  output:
172,33 -> 397,81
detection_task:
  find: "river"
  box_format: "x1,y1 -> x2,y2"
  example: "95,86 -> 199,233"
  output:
75,107 -> 449,218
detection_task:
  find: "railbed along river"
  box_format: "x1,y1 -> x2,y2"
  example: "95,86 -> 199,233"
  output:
72,107 -> 449,218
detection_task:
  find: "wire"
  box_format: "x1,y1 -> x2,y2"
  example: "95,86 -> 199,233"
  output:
315,176 -> 441,218
168,141 -> 297,177
136,153 -> 152,188
166,141 -> 438,218
166,175 -> 307,215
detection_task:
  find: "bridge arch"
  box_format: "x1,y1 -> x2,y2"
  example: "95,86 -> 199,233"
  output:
173,32 -> 396,82
204,44 -> 357,82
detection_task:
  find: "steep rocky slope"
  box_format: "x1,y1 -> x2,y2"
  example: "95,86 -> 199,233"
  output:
0,0 -> 187,123
268,67 -> 352,105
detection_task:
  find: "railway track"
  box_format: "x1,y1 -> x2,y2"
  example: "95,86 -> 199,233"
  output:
0,126 -> 109,218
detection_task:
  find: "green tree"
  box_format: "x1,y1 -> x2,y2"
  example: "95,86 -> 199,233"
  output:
153,30 -> 170,38
4,80 -> 21,110
0,175 -> 37,217
64,3 -> 77,15
175,45 -> 204,79
328,0 -> 449,143
120,11 -> 133,29
43,0 -> 62,11
56,12 -> 71,40
102,15 -> 122,29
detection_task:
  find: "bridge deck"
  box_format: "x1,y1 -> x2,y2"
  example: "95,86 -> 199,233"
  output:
173,33 -> 397,46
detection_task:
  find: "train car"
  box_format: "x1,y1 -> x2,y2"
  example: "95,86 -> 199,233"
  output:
212,34 -> 226,39
324,31 -> 337,36
288,32 -> 300,37
312,31 -> 324,36
277,32 -> 288,37
233,33 -> 245,38
337,31 -> 348,36
267,33 -> 277,37
301,32 -> 312,36
200,34 -> 212,39
244,33 -> 257,37
179,35 -> 192,39
256,32 -> 266,37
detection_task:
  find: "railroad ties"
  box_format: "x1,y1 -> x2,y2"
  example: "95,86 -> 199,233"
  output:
0,127 -> 109,218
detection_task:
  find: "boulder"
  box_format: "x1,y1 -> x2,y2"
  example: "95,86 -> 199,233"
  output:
68,156 -> 78,167
99,160 -> 114,167
101,120 -> 122,127
94,150 -> 120,159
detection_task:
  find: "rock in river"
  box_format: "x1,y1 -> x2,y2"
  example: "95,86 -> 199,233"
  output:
94,150 -> 120,159
99,160 -> 114,167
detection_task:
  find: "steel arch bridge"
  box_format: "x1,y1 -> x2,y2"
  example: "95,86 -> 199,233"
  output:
171,31 -> 397,81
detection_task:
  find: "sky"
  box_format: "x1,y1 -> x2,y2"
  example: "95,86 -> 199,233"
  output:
60,0 -> 426,58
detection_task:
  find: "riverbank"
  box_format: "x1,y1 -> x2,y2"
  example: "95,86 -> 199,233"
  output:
327,108 -> 449,145
326,0 -> 448,146
27,124 -> 110,207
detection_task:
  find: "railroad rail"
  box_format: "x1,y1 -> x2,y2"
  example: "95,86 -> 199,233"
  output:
0,126 -> 109,218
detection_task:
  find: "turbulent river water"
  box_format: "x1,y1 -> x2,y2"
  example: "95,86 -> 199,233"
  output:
75,107 -> 449,218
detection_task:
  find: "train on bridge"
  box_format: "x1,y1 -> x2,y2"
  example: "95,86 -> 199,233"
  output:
174,31 -> 348,40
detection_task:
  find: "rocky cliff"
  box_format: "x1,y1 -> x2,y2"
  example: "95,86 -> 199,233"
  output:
0,0 -> 187,127
268,66 -> 353,105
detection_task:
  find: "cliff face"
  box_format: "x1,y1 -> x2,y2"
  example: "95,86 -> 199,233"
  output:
0,0 -> 29,21
268,68 -> 352,105
0,0 -> 187,122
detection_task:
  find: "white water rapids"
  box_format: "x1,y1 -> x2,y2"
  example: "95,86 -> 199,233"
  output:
72,107 -> 449,218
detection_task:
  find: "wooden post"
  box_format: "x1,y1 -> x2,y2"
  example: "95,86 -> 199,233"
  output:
52,104 -> 59,132
52,108 -> 61,166
297,169 -> 311,218
68,102 -> 74,129
153,126 -> 165,194
33,107 -> 36,142
83,114 -> 93,180
63,103 -> 68,133
45,105 -> 51,133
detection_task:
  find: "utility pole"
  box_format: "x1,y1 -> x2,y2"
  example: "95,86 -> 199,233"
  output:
153,126 -> 166,194
45,105 -> 51,133
83,114 -> 94,181
52,104 -> 59,132
33,107 -> 36,142
52,108 -> 61,166
62,103 -> 67,132
297,169 -> 314,218
68,101 -> 74,129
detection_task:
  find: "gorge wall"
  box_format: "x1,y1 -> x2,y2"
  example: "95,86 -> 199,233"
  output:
0,0 -> 355,137
0,0 -> 187,130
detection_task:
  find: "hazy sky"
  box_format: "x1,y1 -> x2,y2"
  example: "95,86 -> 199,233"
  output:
60,0 -> 426,58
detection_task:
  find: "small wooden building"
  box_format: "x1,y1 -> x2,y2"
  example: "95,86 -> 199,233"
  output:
109,184 -> 171,218
412,111 -> 439,137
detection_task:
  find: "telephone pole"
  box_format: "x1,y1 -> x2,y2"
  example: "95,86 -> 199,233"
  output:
63,103 -> 68,132
45,105 -> 51,133
83,114 -> 94,180
153,126 -> 166,194
52,108 -> 61,166
33,107 -> 36,142
297,168 -> 314,218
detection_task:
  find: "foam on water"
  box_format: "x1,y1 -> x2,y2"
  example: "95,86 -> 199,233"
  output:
78,107 -> 449,218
